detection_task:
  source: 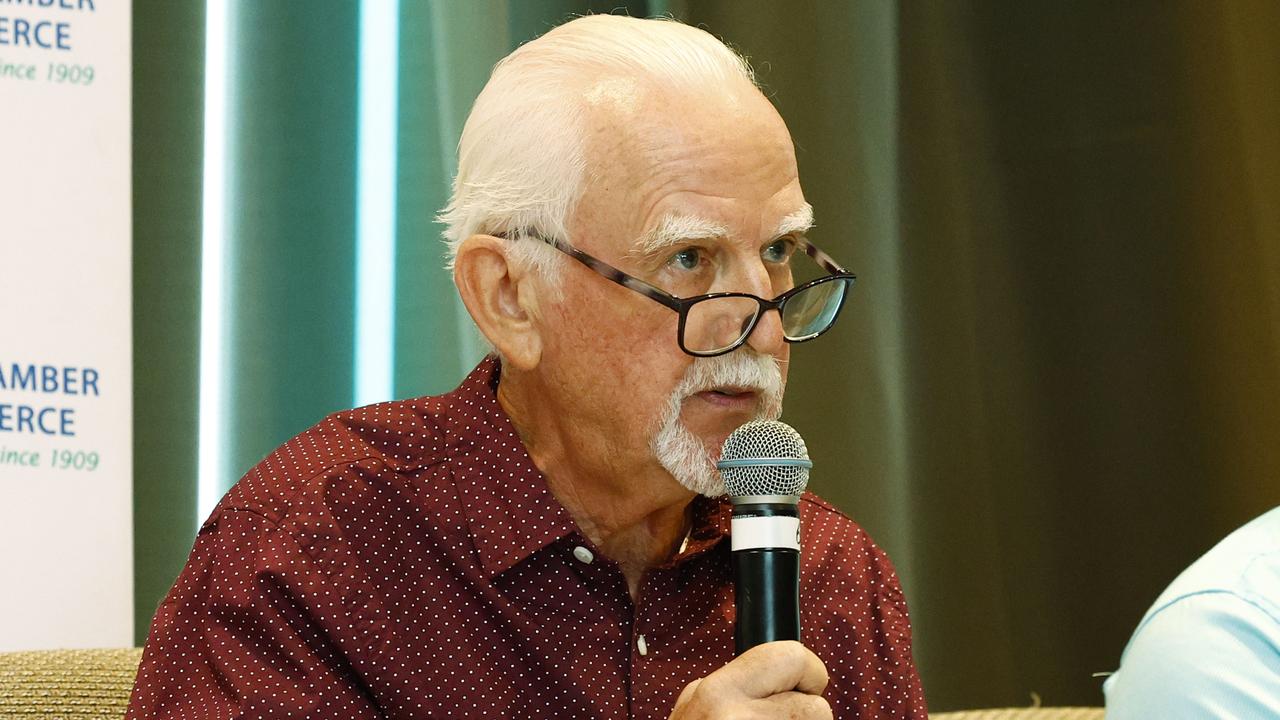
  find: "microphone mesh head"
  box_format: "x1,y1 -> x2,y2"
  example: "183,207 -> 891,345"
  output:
718,420 -> 810,497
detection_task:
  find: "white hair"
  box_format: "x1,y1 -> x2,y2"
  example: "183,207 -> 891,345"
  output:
437,14 -> 757,282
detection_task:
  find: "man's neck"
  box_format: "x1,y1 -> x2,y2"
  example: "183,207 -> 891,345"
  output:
552,474 -> 693,598
497,370 -> 694,597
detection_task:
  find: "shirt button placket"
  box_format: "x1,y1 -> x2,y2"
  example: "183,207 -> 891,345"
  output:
633,577 -> 652,661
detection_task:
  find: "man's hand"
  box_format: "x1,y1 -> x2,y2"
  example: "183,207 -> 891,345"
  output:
668,641 -> 831,719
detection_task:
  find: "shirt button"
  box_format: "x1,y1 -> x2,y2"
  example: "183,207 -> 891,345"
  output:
637,634 -> 648,656
572,546 -> 594,564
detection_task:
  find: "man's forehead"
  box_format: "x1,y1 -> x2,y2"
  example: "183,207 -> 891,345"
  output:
572,73 -> 803,257
583,76 -> 645,117
581,72 -> 778,156
632,204 -> 814,257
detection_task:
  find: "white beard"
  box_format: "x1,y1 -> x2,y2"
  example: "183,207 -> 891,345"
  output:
650,351 -> 785,496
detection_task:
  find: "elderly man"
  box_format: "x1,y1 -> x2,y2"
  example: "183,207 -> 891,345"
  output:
128,15 -> 926,720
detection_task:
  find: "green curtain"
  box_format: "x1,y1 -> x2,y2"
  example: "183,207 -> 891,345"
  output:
132,0 -> 204,648
134,0 -> 1280,712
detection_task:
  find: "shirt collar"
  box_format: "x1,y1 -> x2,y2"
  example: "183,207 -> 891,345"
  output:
444,356 -> 730,578
444,357 -> 577,578
668,494 -> 731,566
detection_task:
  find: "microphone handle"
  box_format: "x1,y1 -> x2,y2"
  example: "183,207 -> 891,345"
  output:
733,546 -> 800,654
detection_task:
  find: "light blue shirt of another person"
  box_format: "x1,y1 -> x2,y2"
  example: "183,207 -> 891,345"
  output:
1104,506 -> 1280,719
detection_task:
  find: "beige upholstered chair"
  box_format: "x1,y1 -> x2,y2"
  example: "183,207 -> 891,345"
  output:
932,709 -> 1105,720
0,648 -> 143,718
0,649 -> 1107,720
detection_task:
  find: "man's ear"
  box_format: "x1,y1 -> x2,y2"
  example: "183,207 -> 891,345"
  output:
453,235 -> 544,370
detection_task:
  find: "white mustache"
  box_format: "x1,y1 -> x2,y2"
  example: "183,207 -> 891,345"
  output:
673,352 -> 784,417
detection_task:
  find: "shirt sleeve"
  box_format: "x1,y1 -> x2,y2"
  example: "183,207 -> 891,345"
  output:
867,569 -> 930,719
126,508 -> 382,720
802,511 -> 929,720
1104,591 -> 1280,720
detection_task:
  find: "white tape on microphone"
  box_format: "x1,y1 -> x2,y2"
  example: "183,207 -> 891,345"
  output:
731,516 -> 801,551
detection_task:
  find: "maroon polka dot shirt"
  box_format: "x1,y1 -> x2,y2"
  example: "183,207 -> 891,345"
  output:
128,358 -> 927,719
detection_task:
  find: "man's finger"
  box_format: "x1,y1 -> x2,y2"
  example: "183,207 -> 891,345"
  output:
674,677 -> 702,708
761,691 -> 833,720
708,641 -> 829,699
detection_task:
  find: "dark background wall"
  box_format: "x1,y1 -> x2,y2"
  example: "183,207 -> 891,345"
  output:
133,1 -> 1280,711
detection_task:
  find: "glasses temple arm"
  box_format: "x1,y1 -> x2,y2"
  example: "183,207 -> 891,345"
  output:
537,234 -> 687,312
796,237 -> 849,275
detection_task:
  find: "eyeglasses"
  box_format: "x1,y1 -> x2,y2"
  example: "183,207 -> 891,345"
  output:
503,231 -> 857,358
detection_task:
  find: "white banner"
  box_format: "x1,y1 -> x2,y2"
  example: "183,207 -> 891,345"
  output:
0,0 -> 133,650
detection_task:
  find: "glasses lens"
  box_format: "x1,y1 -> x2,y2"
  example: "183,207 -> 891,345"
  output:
683,296 -> 761,354
780,277 -> 850,340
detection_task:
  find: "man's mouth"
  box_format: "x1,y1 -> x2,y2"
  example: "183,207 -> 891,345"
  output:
692,386 -> 759,408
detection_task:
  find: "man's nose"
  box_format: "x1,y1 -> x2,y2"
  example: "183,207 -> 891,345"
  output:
732,259 -> 787,356
744,306 -> 786,356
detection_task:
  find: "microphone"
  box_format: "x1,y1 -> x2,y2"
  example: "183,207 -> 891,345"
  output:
717,419 -> 812,655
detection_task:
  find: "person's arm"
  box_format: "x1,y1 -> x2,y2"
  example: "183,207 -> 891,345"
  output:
1104,591 -> 1280,719
863,569 -> 928,718
804,515 -> 929,719
126,508 -> 381,719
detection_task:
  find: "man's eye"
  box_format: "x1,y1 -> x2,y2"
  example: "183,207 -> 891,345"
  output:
670,248 -> 702,270
763,238 -> 797,263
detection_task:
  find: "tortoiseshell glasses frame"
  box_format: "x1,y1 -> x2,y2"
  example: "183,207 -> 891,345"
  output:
497,231 -> 857,358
